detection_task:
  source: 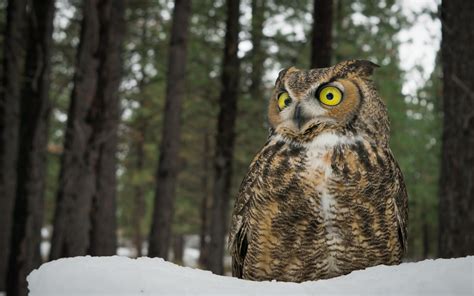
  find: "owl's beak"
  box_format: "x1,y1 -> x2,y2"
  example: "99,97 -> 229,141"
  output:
294,104 -> 310,130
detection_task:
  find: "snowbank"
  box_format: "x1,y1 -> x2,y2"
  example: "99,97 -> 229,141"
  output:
28,256 -> 473,295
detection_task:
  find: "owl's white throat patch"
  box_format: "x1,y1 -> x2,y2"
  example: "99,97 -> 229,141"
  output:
272,132 -> 362,149
306,132 -> 363,149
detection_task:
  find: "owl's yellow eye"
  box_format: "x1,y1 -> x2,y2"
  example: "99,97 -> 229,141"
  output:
318,86 -> 343,106
277,92 -> 292,110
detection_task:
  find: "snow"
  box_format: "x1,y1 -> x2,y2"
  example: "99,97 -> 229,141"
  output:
27,256 -> 473,296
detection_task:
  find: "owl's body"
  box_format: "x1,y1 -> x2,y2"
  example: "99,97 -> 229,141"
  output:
229,60 -> 407,282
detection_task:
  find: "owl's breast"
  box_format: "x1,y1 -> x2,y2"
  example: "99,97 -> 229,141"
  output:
300,144 -> 344,274
243,134 -> 403,282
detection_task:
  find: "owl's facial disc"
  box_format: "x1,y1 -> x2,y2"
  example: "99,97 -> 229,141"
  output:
268,68 -> 363,140
267,60 -> 388,143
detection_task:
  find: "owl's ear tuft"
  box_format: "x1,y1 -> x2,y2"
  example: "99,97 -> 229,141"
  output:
275,68 -> 288,85
275,66 -> 298,85
345,60 -> 379,77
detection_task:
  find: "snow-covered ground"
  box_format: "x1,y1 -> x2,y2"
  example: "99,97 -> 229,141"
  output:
28,256 -> 473,296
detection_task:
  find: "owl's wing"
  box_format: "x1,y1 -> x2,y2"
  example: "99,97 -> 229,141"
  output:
228,149 -> 265,278
391,155 -> 408,254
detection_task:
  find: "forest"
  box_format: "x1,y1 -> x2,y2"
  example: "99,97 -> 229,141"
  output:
0,0 -> 473,295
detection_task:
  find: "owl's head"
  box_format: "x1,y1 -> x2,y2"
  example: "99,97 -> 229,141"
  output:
268,60 -> 390,144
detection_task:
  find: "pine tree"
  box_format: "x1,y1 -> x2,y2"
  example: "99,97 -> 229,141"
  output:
310,0 -> 333,68
149,0 -> 192,259
207,0 -> 241,275
7,1 -> 56,295
0,0 -> 27,291
50,0 -> 125,259
88,0 -> 125,256
438,0 -> 474,257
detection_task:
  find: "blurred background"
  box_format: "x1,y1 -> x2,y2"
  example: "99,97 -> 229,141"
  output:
1,0 -> 473,295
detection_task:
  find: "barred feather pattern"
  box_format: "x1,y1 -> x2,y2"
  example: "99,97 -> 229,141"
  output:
229,133 -> 407,282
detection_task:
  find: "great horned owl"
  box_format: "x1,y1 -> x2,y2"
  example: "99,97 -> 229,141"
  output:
228,60 -> 408,282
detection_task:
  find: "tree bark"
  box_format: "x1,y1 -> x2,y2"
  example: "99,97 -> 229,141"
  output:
438,0 -> 474,258
7,1 -> 55,295
422,213 -> 429,259
207,0 -> 241,275
249,0 -> 265,98
132,133 -> 146,257
50,0 -> 101,260
50,0 -> 124,259
172,234 -> 184,265
198,130 -> 210,267
333,0 -> 344,62
88,0 -> 125,256
130,7 -> 151,258
310,0 -> 333,68
0,0 -> 27,291
148,0 -> 192,259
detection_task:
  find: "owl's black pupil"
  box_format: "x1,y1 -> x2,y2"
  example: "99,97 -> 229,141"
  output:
284,98 -> 291,105
326,93 -> 334,100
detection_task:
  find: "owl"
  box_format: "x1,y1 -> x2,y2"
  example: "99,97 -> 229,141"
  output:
228,60 -> 408,283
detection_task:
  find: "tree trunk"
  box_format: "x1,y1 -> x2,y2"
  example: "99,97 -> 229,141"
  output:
0,0 -> 27,291
88,0 -> 125,256
333,0 -> 344,62
50,0 -> 101,260
422,213 -> 429,259
198,130 -> 210,267
130,7 -> 151,258
50,0 -> 124,259
7,1 -> 55,295
310,0 -> 333,68
148,0 -> 192,259
438,0 -> 474,258
249,0 -> 265,98
132,133 -> 146,257
207,0 -> 241,275
172,234 -> 184,265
